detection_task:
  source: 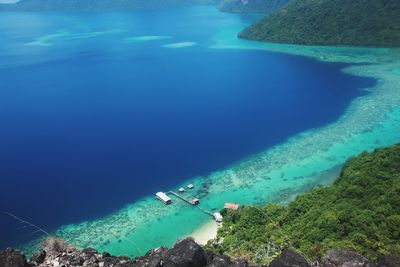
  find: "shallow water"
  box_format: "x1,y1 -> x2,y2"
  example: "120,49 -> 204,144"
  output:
0,6 -> 398,255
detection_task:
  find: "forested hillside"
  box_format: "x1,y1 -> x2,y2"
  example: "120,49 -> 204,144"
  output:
207,144 -> 400,264
218,0 -> 289,14
239,0 -> 400,47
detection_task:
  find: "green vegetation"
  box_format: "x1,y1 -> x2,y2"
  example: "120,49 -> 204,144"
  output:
218,0 -> 289,14
239,0 -> 400,47
206,144 -> 400,264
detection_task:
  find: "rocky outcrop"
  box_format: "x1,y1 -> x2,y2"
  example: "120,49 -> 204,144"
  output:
3,237 -> 252,267
377,255 -> 400,267
0,248 -> 30,267
134,238 -> 209,267
1,238 -> 399,267
321,250 -> 375,267
30,250 -> 46,265
206,254 -> 251,267
269,249 -> 310,267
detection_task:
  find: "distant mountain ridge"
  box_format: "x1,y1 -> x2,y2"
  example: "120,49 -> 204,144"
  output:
218,0 -> 289,14
0,0 -> 220,11
238,0 -> 400,47
0,0 -> 289,13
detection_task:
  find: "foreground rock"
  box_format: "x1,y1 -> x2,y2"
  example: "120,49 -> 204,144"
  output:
1,238 -> 398,267
1,237 -> 253,267
377,255 -> 400,267
269,249 -> 310,267
321,250 -> 372,267
0,248 -> 30,267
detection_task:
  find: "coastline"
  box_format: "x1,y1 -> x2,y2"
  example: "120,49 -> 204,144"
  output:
188,220 -> 219,245
18,9 -> 400,259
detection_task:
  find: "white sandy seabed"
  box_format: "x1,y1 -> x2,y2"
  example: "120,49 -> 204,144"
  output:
22,23 -> 400,258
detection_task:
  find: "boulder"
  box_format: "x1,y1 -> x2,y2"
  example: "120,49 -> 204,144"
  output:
30,250 -> 46,265
163,238 -> 207,267
134,246 -> 168,267
0,248 -> 30,267
321,250 -> 371,267
205,254 -> 249,267
269,249 -> 309,267
64,253 -> 85,266
377,255 -> 400,267
207,254 -> 233,267
103,256 -> 119,266
82,248 -> 98,255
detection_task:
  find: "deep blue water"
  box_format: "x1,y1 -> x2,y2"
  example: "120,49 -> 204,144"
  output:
0,7 -> 374,248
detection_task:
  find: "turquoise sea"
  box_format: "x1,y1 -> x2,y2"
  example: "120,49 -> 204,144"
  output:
0,6 -> 400,256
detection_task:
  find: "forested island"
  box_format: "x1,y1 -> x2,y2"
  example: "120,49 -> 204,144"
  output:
218,0 -> 288,14
238,0 -> 400,47
206,144 -> 400,265
3,0 -> 400,48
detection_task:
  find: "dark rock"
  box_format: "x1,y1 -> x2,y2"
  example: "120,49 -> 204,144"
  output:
0,249 -> 30,267
115,263 -> 136,267
82,248 -> 98,255
64,254 -> 85,266
87,254 -> 100,265
164,238 -> 207,267
206,254 -> 249,267
269,249 -> 309,267
135,246 -> 169,267
30,250 -> 46,264
144,246 -> 168,258
117,256 -> 131,261
102,252 -> 111,258
1,237 -> 253,267
207,254 -> 232,267
321,250 -> 371,267
231,259 -> 249,267
205,254 -> 249,267
377,255 -> 400,267
104,256 -> 119,266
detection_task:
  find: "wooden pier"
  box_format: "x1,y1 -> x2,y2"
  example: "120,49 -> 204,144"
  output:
155,190 -> 223,222
168,191 -> 199,205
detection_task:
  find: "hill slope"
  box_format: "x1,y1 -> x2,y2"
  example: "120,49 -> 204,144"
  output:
238,0 -> 400,47
207,144 -> 400,264
218,0 -> 289,14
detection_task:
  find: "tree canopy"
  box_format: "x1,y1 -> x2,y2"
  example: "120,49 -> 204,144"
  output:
206,144 -> 400,264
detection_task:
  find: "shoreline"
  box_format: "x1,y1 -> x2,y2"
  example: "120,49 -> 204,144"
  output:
188,220 -> 219,245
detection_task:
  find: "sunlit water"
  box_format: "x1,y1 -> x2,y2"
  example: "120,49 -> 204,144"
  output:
1,6 -> 399,256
